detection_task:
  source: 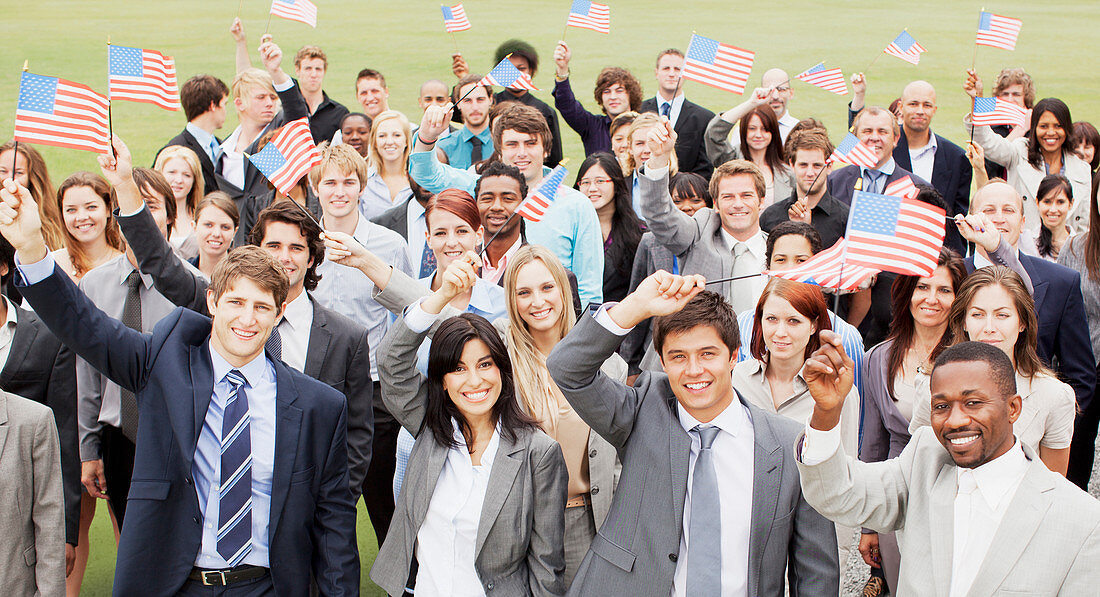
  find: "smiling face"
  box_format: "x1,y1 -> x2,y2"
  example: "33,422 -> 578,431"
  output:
139,184 -> 171,240
929,360 -> 1021,468
1075,140 -> 1095,165
373,118 -> 407,164
910,265 -> 955,329
476,175 -> 523,237
761,69 -> 792,118
767,234 -> 813,271
760,294 -> 815,361
790,148 -> 830,196
499,129 -> 546,181
160,157 -> 195,203
195,205 -> 236,259
601,83 -> 630,117
356,77 -> 389,119
340,115 -> 371,158
315,164 -> 362,221
442,338 -> 502,420
660,325 -> 736,423
1037,187 -> 1071,231
259,221 -> 313,293
745,113 -> 772,152
61,186 -> 109,245
610,124 -> 631,161
630,125 -> 653,168
855,110 -> 897,168
972,183 -> 1024,248
963,284 -> 1024,364
672,187 -> 707,217
426,208 -> 478,272
714,174 -> 761,239
578,164 -> 615,211
1034,111 -> 1067,155
514,259 -> 564,335
207,277 -> 284,367
295,57 -> 326,95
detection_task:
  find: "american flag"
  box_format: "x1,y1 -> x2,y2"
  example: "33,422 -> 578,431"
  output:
976,11 -> 1022,50
567,0 -> 610,35
248,118 -> 321,196
795,62 -> 848,95
441,4 -> 471,33
972,96 -> 1030,128
14,72 -> 110,154
682,33 -> 755,94
517,165 -> 568,222
829,133 -> 879,169
108,45 -> 180,111
766,239 -> 878,291
883,31 -> 926,65
883,175 -> 919,200
269,0 -> 317,28
480,56 -> 539,91
844,190 -> 945,277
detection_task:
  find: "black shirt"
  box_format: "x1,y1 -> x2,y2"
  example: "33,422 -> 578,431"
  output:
305,90 -> 349,144
494,89 -> 564,166
759,192 -> 851,248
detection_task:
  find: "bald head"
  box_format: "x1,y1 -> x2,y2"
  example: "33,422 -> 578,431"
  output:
761,68 -> 793,119
971,181 -> 1025,248
971,181 -> 1024,213
418,79 -> 449,111
899,80 -> 937,135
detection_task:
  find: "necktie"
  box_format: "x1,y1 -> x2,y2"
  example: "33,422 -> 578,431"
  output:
687,425 -> 722,597
470,135 -> 483,164
265,327 -> 283,362
418,240 -> 437,278
118,271 -> 143,442
217,369 -> 253,566
729,242 -> 756,313
950,470 -> 979,596
864,169 -> 885,195
208,138 -> 221,165
660,102 -> 671,118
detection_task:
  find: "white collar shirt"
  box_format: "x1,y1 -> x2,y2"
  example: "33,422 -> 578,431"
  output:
657,93 -> 686,128
778,112 -> 800,143
908,131 -> 939,183
0,297 -> 19,368
405,199 -> 430,277
717,228 -> 768,311
275,291 -> 313,372
218,126 -> 246,190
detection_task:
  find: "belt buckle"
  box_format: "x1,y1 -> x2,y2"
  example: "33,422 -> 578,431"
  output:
202,570 -> 228,586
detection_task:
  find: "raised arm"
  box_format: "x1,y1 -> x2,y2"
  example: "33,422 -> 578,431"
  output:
954,213 -> 1034,293
258,37 -> 309,124
230,17 -> 251,74
705,87 -> 772,166
551,41 -> 605,140
409,103 -> 478,194
639,119 -> 704,256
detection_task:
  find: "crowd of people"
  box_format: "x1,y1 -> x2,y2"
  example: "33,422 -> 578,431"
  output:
3,16 -> 1100,597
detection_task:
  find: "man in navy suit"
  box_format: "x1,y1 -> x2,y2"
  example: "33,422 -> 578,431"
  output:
826,106 -> 929,205
154,75 -> 229,195
966,181 -> 1095,488
0,177 -> 359,595
639,49 -> 716,178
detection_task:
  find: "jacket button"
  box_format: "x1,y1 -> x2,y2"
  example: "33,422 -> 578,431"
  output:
589,449 -> 597,458
669,553 -> 678,562
590,486 -> 600,495
193,517 -> 200,524
185,478 -> 193,485
486,581 -> 494,590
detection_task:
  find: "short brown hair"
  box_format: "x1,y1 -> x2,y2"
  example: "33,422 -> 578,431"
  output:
653,290 -> 739,357
294,45 -> 327,69
709,159 -> 765,202
749,278 -> 832,360
852,106 -> 900,139
194,191 -> 240,228
132,167 -> 178,238
232,69 -> 276,111
491,103 -> 552,160
309,141 -> 369,189
593,67 -> 643,115
180,74 -> 229,122
453,74 -> 493,105
209,245 -> 290,309
785,129 -> 835,164
356,68 -> 386,89
655,48 -> 683,67
249,200 -> 325,291
993,68 -> 1036,109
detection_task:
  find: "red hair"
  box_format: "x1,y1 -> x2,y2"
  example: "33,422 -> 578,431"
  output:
425,189 -> 480,231
750,278 -> 832,360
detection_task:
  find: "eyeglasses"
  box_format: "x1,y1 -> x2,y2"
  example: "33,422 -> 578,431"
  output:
578,178 -> 613,188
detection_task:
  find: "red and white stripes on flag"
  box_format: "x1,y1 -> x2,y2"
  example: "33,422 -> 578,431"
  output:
766,239 -> 878,291
971,97 -> 1031,129
795,62 -> 848,95
567,0 -> 610,34
829,133 -> 880,169
14,71 -> 110,154
108,45 -> 180,111
269,0 -> 317,28
517,164 -> 568,222
883,175 -> 919,200
883,31 -> 926,65
441,4 -> 471,33
682,33 -> 755,94
845,190 -> 945,277
247,118 -> 321,197
976,11 -> 1022,50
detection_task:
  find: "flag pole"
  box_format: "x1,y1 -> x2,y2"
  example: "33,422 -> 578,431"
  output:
969,8 -> 983,144
481,158 -> 569,254
11,61 -> 29,180
237,0 -> 245,18
106,36 -> 116,159
264,4 -> 274,35
450,32 -> 460,55
703,272 -> 762,286
455,53 -> 512,105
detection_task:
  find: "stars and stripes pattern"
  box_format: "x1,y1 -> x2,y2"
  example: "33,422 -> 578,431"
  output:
108,45 -> 180,111
248,118 -> 321,196
217,369 -> 253,567
766,239 -> 878,291
829,133 -> 880,169
972,96 -> 1031,128
883,175 -> 919,200
269,0 -> 317,28
844,190 -> 945,277
14,71 -> 110,154
441,4 -> 471,33
883,31 -> 926,65
795,62 -> 848,95
517,164 -> 568,222
567,0 -> 610,35
976,11 -> 1022,50
479,57 -> 539,91
682,33 -> 755,94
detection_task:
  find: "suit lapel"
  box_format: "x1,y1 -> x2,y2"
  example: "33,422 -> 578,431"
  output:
1021,257 -> 1049,312
304,298 -> 331,379
411,441 -> 449,532
894,134 -> 913,171
0,392 -> 9,461
668,394 -> 691,529
929,463 -> 957,596
0,316 -> 38,387
475,432 -> 525,557
189,343 -> 215,456
268,360 -> 303,540
746,403 -> 782,593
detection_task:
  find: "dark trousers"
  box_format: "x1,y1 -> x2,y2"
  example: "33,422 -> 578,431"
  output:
101,425 -> 135,523
177,573 -> 274,596
362,381 -> 398,546
1067,362 -> 1100,489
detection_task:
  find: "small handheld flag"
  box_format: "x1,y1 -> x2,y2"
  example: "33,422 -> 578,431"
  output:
844,190 -> 945,277
248,118 -> 321,196
971,96 -> 1030,128
517,164 -> 568,222
976,11 -> 1022,50
269,0 -> 317,28
441,4 -> 471,33
15,71 -> 110,154
795,62 -> 848,95
883,31 -> 926,65
829,133 -> 880,169
108,45 -> 180,111
883,175 -> 919,200
479,56 -> 539,91
682,33 -> 755,94
567,0 -> 610,35
766,239 -> 878,291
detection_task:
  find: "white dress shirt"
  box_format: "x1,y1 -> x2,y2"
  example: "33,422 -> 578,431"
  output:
405,198 -> 430,276
218,126 -> 246,190
778,112 -> 800,143
657,93 -> 686,128
908,132 -> 938,183
276,291 -> 313,372
0,297 -> 20,368
718,227 -> 767,313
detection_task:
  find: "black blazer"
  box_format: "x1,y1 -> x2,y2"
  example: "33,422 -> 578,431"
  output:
116,207 -> 375,496
0,308 -> 80,545
154,129 -> 221,195
17,265 -> 359,596
826,163 -> 928,205
893,132 -> 972,254
640,97 -> 715,179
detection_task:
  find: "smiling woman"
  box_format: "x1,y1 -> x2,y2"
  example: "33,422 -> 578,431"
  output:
360,110 -> 413,220
50,172 -> 126,281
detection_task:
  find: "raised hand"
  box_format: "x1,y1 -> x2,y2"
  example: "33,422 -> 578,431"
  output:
964,69 -> 983,100
954,212 -> 1000,253
323,230 -> 370,269
97,135 -> 134,186
644,117 -> 678,170
851,72 -> 867,96
804,329 -> 854,431
421,251 -> 481,315
0,178 -> 47,262
417,103 -> 455,146
788,197 -> 811,224
259,36 -> 288,84
451,53 -> 469,79
230,17 -> 246,44
608,270 -> 705,329
553,41 -> 571,79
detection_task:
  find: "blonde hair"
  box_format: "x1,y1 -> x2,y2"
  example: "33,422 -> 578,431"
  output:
309,141 -> 369,188
367,110 -> 411,175
154,145 -> 205,217
503,245 -> 577,425
623,112 -> 678,176
231,68 -> 276,111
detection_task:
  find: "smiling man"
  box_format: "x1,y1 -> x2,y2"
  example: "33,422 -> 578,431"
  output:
551,40 -> 643,156
354,69 -> 390,120
640,49 -> 715,177
797,338 -> 1100,595
827,106 -> 929,206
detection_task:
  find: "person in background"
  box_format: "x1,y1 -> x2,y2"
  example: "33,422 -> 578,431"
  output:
1072,121 -> 1099,171
706,104 -> 795,208
354,68 -> 390,120
0,140 -> 66,250
623,112 -> 678,215
639,48 -> 716,177
1021,174 -> 1075,262
51,172 -> 126,281
360,110 -> 413,220
574,152 -> 645,303
965,67 -> 1036,180
552,40 -> 642,155
760,128 -> 848,248
609,111 -> 638,168
189,192 -> 238,279
154,74 -> 228,196
435,75 -> 494,170
153,145 -> 203,259
338,112 -> 372,158
291,44 -> 349,143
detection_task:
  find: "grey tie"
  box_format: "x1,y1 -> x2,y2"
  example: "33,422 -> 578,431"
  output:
729,241 -> 755,313
118,271 -> 142,442
687,424 -> 722,596
863,169 -> 885,194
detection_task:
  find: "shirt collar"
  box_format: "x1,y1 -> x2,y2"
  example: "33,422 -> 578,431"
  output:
458,126 -> 491,143
208,341 -> 270,389
220,126 -> 244,155
482,236 -> 523,272
450,418 -> 502,467
959,439 -> 1029,511
116,257 -> 156,290
468,278 -> 496,313
186,122 -> 217,150
676,393 -> 749,439
778,112 -> 799,130
280,291 -> 313,331
0,296 -> 18,328
719,227 -> 766,258
862,157 -> 896,177
659,93 -> 685,109
812,193 -> 843,216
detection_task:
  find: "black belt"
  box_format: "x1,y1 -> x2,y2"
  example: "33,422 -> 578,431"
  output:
188,565 -> 268,586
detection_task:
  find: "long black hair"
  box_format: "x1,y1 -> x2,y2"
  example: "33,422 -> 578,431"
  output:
1035,174 -> 1073,258
424,313 -> 538,449
1026,98 -> 1075,169
574,152 -> 645,279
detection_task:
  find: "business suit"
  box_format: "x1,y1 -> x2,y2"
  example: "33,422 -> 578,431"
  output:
371,316 -> 568,597
0,390 -> 66,597
154,129 -> 220,195
116,206 -> 375,497
893,132 -> 972,254
798,427 -> 1100,595
641,96 -> 715,178
825,162 -> 929,206
17,264 -> 359,596
547,315 -> 839,596
620,232 -> 676,375
0,306 -> 80,547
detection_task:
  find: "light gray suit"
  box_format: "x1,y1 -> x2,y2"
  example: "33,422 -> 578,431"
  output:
0,390 -> 65,597
370,315 -> 568,596
798,426 -> 1100,596
547,315 -> 839,596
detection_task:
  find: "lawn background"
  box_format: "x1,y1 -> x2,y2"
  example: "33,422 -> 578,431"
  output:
2,0 -> 1097,594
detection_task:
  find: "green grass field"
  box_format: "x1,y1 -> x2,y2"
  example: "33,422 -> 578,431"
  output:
3,0 -> 1098,594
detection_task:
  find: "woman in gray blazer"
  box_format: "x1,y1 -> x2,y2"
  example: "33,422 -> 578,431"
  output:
371,257 -> 568,597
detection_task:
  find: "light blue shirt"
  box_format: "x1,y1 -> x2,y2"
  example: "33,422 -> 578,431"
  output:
436,126 -> 494,171
408,150 -> 605,306
186,122 -> 220,163
859,158 -> 897,194
359,170 -> 412,222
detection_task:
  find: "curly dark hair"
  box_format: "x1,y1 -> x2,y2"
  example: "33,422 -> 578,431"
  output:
248,199 -> 325,292
593,67 -> 643,116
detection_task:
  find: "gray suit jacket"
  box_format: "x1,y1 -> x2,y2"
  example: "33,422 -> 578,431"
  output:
371,315 -> 568,596
798,427 -> 1100,596
0,390 -> 65,597
547,315 -> 839,596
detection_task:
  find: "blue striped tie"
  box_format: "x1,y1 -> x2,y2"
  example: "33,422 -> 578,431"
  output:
217,369 -> 253,566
